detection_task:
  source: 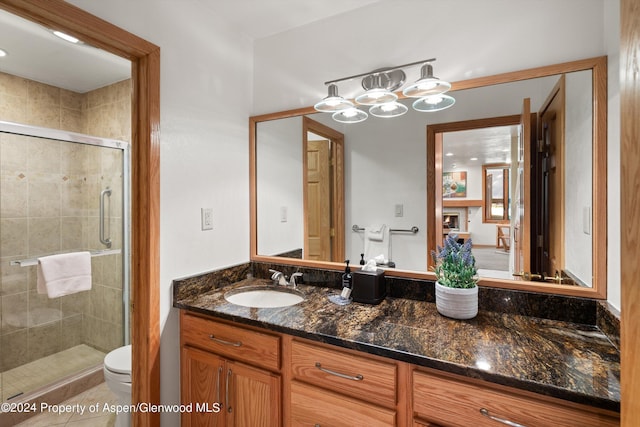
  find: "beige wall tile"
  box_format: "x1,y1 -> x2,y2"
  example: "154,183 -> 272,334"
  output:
1,256 -> 28,295
1,218 -> 28,256
60,314 -> 84,350
1,172 -> 28,218
27,139 -> 60,174
27,289 -> 62,327
0,93 -> 28,124
1,329 -> 28,371
0,72 -> 28,98
61,217 -> 84,251
0,133 -> 28,172
61,175 -> 86,216
28,217 -> 61,256
28,173 -> 62,218
27,320 -> 61,361
1,291 -> 28,332
103,286 -> 123,325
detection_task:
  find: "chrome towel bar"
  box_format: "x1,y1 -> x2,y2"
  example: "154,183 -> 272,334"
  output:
10,249 -> 122,267
352,224 -> 419,234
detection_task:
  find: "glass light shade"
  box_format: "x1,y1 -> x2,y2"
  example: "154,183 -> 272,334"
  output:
355,88 -> 398,105
314,83 -> 354,112
403,63 -> 451,98
369,101 -> 408,118
332,108 -> 368,124
412,94 -> 456,112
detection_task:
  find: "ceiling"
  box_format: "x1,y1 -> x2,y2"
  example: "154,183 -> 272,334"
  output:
0,1 -> 381,93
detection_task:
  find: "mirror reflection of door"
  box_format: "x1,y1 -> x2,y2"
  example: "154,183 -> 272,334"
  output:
533,76 -> 565,278
303,117 -> 345,262
431,117 -> 521,277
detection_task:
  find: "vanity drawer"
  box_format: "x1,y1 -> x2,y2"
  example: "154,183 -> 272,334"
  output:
413,369 -> 619,427
291,380 -> 396,427
181,312 -> 280,371
290,339 -> 397,408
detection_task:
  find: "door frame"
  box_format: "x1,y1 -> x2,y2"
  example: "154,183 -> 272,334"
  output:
0,1 -> 162,426
427,114 -> 522,269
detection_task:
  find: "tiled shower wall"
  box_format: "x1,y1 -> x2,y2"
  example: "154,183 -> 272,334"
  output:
0,72 -> 130,371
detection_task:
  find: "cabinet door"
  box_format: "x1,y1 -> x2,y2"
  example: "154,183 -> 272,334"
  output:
181,346 -> 226,427
226,360 -> 281,427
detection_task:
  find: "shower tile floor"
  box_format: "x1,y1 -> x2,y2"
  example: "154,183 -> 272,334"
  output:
2,345 -> 106,402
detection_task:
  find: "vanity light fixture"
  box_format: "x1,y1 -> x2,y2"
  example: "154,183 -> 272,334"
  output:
314,83 -> 354,112
369,101 -> 408,118
412,94 -> 456,112
314,58 -> 454,123
402,63 -> 451,98
0,48 -> 7,57
332,107 -> 368,124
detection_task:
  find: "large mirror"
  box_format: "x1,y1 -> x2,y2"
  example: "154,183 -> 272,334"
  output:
250,57 -> 607,298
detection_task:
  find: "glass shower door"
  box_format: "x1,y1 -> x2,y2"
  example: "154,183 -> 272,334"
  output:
0,124 -> 130,401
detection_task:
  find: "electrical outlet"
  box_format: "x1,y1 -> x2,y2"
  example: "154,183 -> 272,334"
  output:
201,208 -> 213,230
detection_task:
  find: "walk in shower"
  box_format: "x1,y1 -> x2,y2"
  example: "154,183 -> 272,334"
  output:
0,120 -> 130,402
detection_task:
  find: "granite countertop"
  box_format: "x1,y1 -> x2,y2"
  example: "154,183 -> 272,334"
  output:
174,277 -> 620,412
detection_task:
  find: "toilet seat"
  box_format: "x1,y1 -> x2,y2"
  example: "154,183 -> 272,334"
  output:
104,344 -> 132,382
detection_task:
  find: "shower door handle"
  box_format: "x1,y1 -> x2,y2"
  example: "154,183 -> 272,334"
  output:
100,188 -> 112,248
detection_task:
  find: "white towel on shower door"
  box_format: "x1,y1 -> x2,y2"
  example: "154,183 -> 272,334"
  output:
364,224 -> 390,263
37,251 -> 92,298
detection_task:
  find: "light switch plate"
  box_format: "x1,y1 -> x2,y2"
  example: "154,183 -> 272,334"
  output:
201,208 -> 213,230
395,204 -> 403,217
280,206 -> 288,222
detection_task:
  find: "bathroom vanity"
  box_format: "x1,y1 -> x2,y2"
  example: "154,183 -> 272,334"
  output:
174,265 -> 620,427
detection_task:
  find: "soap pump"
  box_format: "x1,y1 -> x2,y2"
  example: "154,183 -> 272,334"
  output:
340,260 -> 353,299
359,253 -> 365,265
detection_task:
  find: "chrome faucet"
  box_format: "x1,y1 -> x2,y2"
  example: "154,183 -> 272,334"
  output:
268,269 -> 303,287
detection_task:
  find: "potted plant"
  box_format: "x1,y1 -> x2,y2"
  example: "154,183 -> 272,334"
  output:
430,234 -> 478,319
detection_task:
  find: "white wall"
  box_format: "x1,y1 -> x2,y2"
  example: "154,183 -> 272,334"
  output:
564,70 -> 594,285
254,0 -> 620,310
69,2 -> 253,425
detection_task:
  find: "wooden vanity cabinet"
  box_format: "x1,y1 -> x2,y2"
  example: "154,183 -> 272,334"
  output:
287,337 -> 400,426
179,311 -> 619,427
180,312 -> 281,427
412,368 -> 619,427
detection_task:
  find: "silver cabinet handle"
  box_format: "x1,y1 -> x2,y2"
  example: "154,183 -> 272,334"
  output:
99,188 -> 112,248
480,408 -> 527,427
226,368 -> 232,413
209,334 -> 242,347
314,362 -> 363,381
216,366 -> 222,406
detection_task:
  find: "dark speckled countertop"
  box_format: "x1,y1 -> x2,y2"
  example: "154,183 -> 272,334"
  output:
174,276 -> 620,413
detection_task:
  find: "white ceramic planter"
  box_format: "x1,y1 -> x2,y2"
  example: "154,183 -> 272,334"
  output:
435,281 -> 478,319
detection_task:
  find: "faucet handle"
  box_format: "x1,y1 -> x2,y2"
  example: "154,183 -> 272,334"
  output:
269,269 -> 284,281
290,272 -> 303,287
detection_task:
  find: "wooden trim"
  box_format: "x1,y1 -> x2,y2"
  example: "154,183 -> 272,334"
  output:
443,199 -> 483,207
0,2 -> 162,425
482,163 -> 511,223
621,0 -> 640,424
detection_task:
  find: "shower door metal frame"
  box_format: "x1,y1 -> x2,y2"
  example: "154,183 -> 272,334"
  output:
0,119 -> 132,345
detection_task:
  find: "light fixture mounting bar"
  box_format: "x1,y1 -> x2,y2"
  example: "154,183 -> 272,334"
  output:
323,57 -> 437,86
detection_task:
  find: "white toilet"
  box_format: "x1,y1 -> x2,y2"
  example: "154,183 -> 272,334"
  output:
104,344 -> 132,427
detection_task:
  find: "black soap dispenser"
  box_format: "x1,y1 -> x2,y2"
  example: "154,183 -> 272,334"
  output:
340,260 -> 353,299
359,253 -> 365,265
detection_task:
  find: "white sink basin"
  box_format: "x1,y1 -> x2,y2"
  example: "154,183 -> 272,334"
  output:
224,285 -> 305,308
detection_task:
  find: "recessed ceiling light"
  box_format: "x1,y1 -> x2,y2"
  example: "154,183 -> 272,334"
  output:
52,30 -> 81,44
470,157 -> 478,161
0,48 -> 7,57
445,152 -> 454,157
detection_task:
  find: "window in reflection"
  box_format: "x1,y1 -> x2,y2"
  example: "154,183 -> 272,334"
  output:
483,164 -> 511,223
